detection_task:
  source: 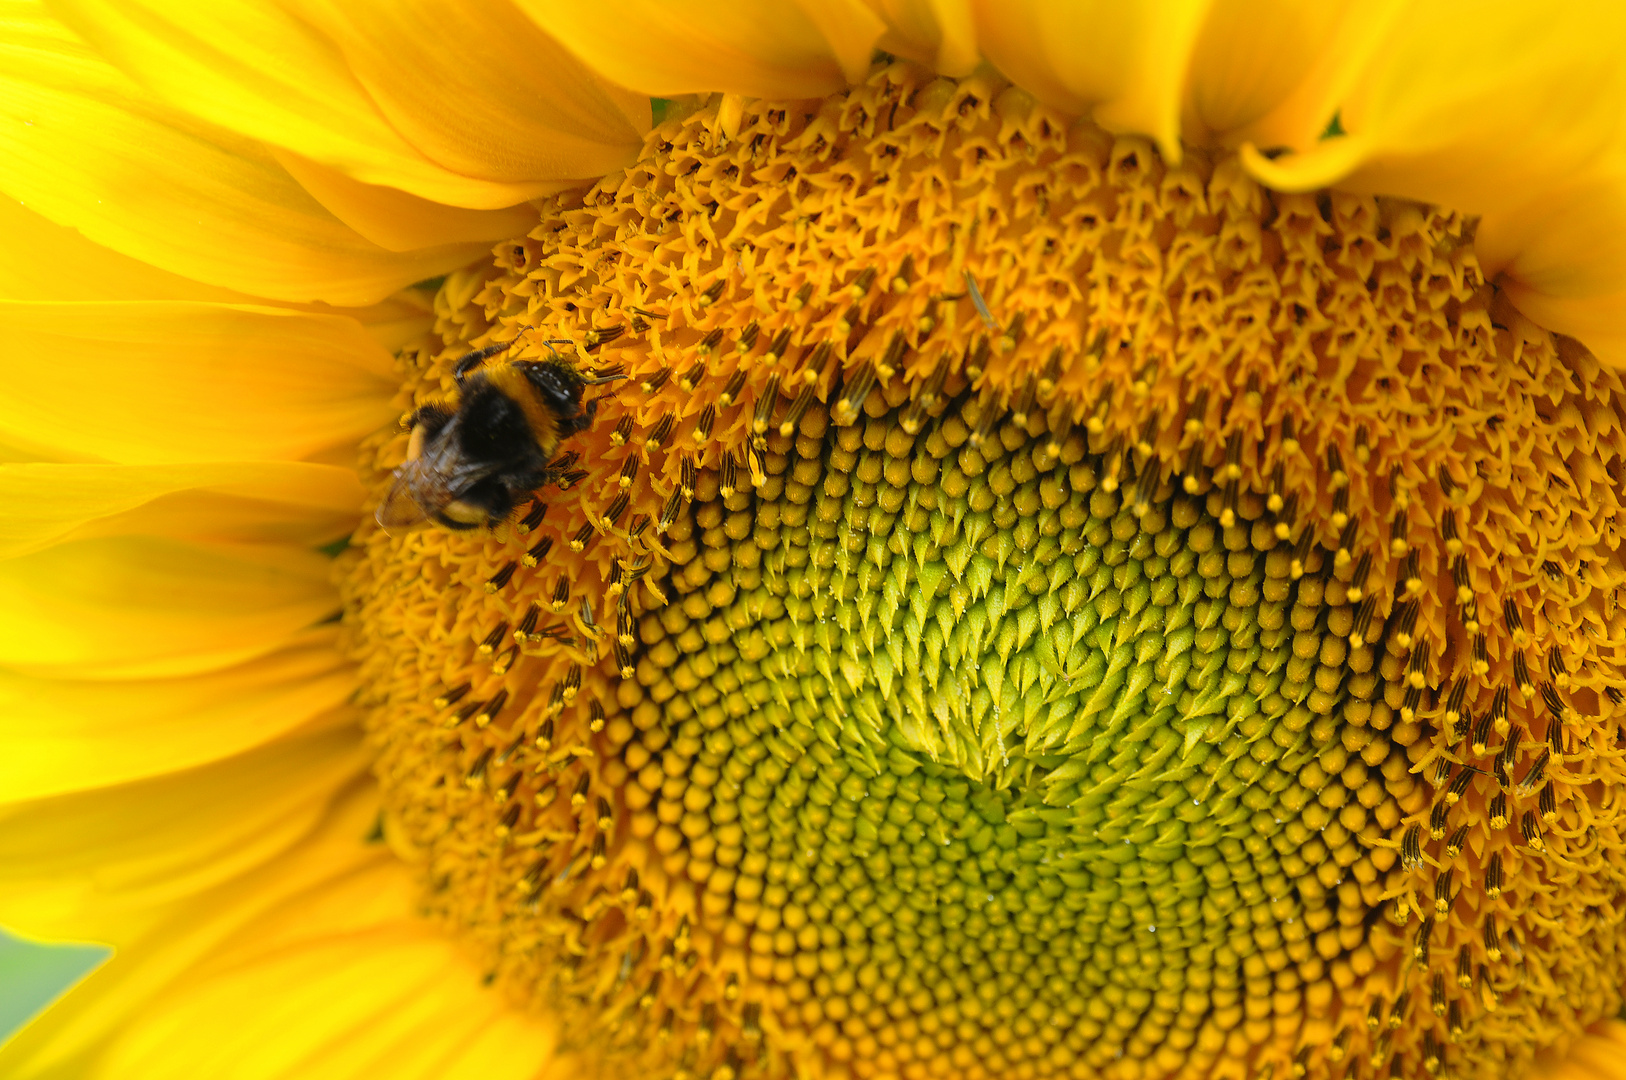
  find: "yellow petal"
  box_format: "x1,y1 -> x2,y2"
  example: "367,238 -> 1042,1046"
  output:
792,0 -> 892,86
867,0 -> 980,77
0,774 -> 382,1078
0,461 -> 363,557
42,0 -> 585,209
969,0 -> 1212,161
0,198 -> 435,349
0,724 -> 367,937
0,629 -> 354,803
1538,1022 -> 1626,1080
872,0 -> 1391,151
102,923 -> 556,1080
1474,162 -> 1626,368
339,289 -> 435,354
1240,4 -> 1626,364
1182,0 -> 1402,147
283,0 -> 647,184
0,302 -> 397,465
0,4 -> 487,304
0,194 -> 248,304
0,536 -> 336,679
3,770 -> 555,1080
272,150 -> 546,253
520,0 -> 886,98
1247,3 -> 1626,208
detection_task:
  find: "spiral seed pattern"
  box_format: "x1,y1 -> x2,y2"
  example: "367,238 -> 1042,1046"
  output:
620,392 -> 1414,1079
343,62 -> 1626,1080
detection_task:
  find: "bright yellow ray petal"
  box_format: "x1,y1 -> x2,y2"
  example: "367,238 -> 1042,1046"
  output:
0,199 -> 436,349
1182,0 -> 1402,147
0,1 -> 488,304
397,1011 -> 562,1080
67,470 -> 360,548
1248,2 -> 1626,207
102,924 -> 555,1080
1476,162 -> 1626,369
0,628 -> 354,803
1538,1022 -> 1626,1080
0,195 -> 254,305
866,0 -> 979,77
0,723 -> 367,938
0,461 -> 362,557
0,302 -> 397,465
40,0 -> 587,210
519,0 -> 886,98
0,536 -> 336,679
1240,2 -> 1626,364
282,0 -> 646,186
877,0 -> 1337,145
100,840 -> 554,1080
272,150 -> 547,253
2,765 -> 555,1080
332,288 -> 435,355
969,0 -> 1212,162
0,775 -> 381,1080
792,0 -> 891,86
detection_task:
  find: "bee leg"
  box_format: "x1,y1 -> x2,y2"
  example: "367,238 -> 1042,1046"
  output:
553,396 -> 601,442
452,343 -> 510,384
575,396 -> 600,435
530,463 -> 581,493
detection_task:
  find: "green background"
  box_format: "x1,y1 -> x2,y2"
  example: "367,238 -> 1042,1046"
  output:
0,929 -> 107,1044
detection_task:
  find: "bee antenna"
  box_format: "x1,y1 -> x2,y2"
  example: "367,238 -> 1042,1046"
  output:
534,338 -> 575,362
452,343 -> 510,382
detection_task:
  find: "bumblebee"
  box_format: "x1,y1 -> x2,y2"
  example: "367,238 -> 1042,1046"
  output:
376,344 -> 599,532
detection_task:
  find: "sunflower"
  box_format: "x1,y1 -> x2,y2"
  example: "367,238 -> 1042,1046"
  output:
5,1 -> 1626,1078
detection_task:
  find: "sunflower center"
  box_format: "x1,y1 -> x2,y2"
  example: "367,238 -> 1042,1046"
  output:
625,393 -> 1411,1080
343,64 -> 1626,1080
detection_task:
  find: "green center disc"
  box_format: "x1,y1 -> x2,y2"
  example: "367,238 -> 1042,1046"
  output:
624,393 -> 1410,1078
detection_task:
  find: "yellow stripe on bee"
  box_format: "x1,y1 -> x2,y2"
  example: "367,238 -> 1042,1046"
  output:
484,362 -> 564,457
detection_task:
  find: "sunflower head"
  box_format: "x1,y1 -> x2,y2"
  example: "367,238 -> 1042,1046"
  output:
340,64 -> 1626,1080
9,6 -> 1626,1080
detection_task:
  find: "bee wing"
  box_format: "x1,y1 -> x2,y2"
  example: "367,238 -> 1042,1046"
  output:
375,469 -> 431,534
375,445 -> 502,534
